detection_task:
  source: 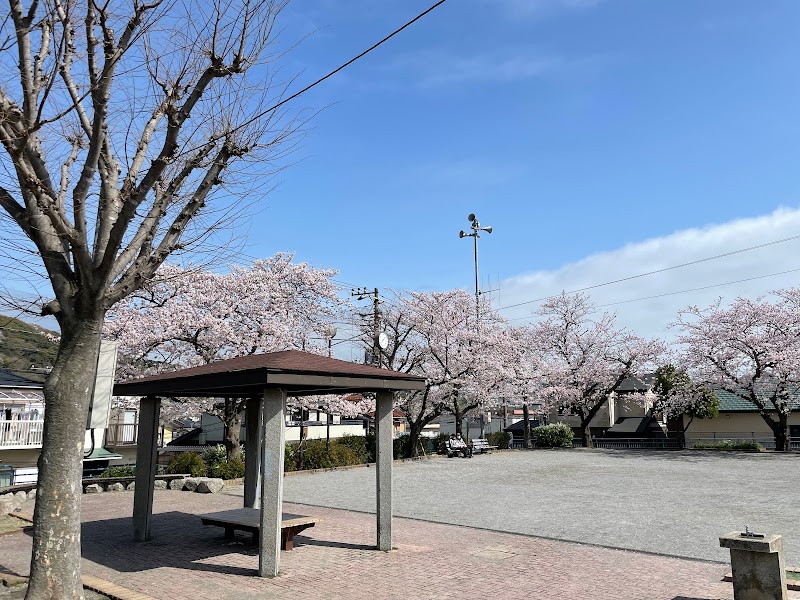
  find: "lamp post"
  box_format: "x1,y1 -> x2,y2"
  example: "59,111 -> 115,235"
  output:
459,213 -> 492,330
459,213 -> 492,439
325,325 -> 337,448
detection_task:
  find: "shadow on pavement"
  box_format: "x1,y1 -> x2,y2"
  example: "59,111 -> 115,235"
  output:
590,449 -> 795,462
26,511 -> 328,577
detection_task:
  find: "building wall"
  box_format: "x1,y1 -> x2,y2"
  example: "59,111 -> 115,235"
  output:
683,412 -> 800,437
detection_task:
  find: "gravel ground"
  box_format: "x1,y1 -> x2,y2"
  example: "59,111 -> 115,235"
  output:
252,449 -> 800,565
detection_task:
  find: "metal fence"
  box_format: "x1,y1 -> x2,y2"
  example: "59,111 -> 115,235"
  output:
0,419 -> 44,447
590,437 -> 682,450
104,423 -> 138,446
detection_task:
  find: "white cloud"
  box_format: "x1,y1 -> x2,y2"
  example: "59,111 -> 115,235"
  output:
495,207 -> 800,342
482,0 -> 606,19
384,49 -> 564,88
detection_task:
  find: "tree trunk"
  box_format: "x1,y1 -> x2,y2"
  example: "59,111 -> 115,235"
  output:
580,423 -> 593,448
28,317 -> 103,600
523,403 -> 532,449
407,421 -> 424,458
772,414 -> 790,452
222,399 -> 242,461
453,405 -> 463,438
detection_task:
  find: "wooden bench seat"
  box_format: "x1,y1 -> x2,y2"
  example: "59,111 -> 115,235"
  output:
471,439 -> 498,454
200,508 -> 318,550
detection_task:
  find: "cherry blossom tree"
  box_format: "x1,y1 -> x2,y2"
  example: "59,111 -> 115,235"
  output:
675,292 -> 800,451
367,290 -> 513,456
0,0 -> 299,594
533,293 -> 665,448
105,254 -> 344,458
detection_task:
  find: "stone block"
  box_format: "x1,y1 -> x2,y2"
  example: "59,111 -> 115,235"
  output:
168,478 -> 186,491
153,480 -> 167,490
720,532 -> 787,600
126,482 -> 136,491
183,477 -> 201,492
27,488 -> 37,501
106,482 -> 125,492
0,495 -> 14,515
14,490 -> 27,504
195,478 -> 224,494
84,483 -> 104,494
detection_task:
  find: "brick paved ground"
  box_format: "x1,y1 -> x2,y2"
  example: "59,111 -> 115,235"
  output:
1,490 -> 792,600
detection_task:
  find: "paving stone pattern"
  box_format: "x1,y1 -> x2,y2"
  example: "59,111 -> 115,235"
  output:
279,449 -> 800,565
0,490 -> 757,600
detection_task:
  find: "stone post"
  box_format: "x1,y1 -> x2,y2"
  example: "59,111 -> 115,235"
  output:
720,531 -> 787,600
375,391 -> 394,551
244,395 -> 262,509
258,388 -> 286,578
133,396 -> 161,541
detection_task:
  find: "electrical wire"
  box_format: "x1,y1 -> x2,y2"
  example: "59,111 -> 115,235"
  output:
176,0 -> 449,160
498,233 -> 800,311
503,266 -> 800,322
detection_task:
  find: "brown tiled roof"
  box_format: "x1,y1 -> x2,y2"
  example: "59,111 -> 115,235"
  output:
113,350 -> 426,398
122,350 -> 422,384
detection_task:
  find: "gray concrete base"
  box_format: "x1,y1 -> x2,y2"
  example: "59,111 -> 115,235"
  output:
720,532 -> 787,600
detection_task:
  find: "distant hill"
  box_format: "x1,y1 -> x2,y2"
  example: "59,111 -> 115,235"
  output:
0,315 -> 59,382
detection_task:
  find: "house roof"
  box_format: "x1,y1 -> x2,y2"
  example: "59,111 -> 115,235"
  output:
0,369 -> 42,389
616,374 -> 655,393
715,388 -> 800,412
114,350 -> 426,398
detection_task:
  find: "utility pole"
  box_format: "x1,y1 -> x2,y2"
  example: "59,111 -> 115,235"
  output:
459,214 -> 493,438
351,287 -> 382,368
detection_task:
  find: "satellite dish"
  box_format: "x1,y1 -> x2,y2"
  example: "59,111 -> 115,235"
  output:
378,332 -> 389,350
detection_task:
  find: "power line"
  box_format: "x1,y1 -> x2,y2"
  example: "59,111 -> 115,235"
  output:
503,266 -> 800,322
498,233 -> 800,311
177,0 -> 449,159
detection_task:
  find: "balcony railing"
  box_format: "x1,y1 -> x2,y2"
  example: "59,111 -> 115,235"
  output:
0,420 -> 44,448
104,423 -> 138,446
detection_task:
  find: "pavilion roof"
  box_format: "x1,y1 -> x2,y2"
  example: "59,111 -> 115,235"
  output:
114,350 -> 426,398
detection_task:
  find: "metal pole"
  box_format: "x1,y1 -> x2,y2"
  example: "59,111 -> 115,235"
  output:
373,288 -> 381,368
473,232 -> 479,332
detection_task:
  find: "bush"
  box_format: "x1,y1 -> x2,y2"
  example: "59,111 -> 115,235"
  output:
486,431 -> 511,450
201,445 -> 227,472
284,443 -> 298,472
693,440 -> 764,451
210,456 -> 245,479
99,465 -> 135,478
166,452 -> 207,476
301,439 -> 361,470
335,435 -> 369,463
533,423 -> 574,448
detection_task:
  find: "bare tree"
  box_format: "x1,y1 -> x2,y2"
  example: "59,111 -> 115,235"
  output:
0,0 -> 301,596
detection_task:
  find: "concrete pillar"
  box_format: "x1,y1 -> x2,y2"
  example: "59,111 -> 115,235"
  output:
375,391 -> 394,551
244,395 -> 262,509
133,396 -> 161,541
258,388 -> 286,578
720,531 -> 788,600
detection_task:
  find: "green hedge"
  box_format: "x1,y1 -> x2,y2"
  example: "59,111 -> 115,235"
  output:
166,452 -> 207,476
486,431 -> 511,449
693,440 -> 764,451
99,465 -> 135,478
533,423 -> 574,448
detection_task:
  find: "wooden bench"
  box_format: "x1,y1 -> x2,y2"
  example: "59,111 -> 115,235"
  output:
471,439 -> 498,454
200,508 -> 318,550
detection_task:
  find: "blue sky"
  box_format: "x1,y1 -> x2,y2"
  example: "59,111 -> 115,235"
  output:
236,0 -> 800,304
6,0 -> 800,347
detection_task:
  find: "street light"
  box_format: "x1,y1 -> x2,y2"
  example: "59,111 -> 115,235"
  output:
459,213 -> 493,330
459,213 -> 492,439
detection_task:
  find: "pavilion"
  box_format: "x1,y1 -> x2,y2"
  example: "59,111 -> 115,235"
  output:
113,350 -> 426,577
